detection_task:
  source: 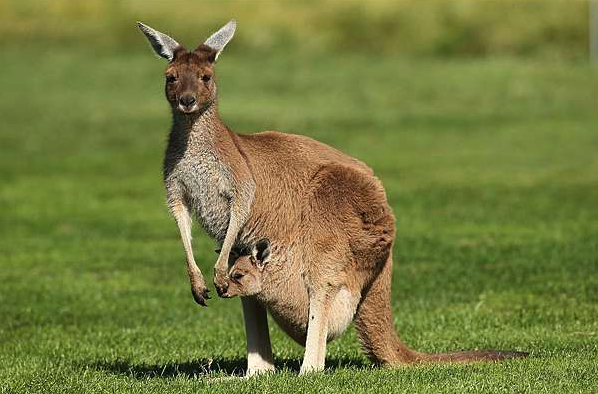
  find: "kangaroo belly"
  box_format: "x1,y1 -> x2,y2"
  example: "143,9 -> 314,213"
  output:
261,286 -> 359,346
268,304 -> 308,346
188,179 -> 230,241
258,280 -> 310,345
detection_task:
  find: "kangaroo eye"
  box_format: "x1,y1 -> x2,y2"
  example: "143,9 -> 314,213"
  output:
231,272 -> 244,281
201,74 -> 211,83
166,75 -> 177,83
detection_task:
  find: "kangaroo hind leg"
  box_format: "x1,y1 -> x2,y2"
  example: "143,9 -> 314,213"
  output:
299,285 -> 340,374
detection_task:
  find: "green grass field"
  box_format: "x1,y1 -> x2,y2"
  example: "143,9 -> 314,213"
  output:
1,42 -> 598,393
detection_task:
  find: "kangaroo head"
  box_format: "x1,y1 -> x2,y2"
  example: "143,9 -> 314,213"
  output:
224,239 -> 271,298
137,20 -> 236,115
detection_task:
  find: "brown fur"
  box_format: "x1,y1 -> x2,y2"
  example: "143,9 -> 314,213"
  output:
225,241 -> 526,367
139,21 -> 527,375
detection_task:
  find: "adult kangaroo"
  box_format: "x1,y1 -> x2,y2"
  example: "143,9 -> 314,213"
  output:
137,20 -> 526,375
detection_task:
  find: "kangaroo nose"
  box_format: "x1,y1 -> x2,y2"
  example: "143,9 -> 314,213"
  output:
179,95 -> 196,107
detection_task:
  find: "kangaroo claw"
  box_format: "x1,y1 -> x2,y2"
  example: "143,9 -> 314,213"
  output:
191,286 -> 210,306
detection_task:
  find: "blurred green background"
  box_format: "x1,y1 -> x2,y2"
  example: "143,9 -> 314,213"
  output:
1,1 -> 597,393
0,0 -> 590,58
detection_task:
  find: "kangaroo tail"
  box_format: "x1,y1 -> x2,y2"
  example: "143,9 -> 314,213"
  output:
353,250 -> 419,364
354,251 -> 527,365
416,349 -> 528,363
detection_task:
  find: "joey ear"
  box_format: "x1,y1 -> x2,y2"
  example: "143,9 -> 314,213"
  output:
253,238 -> 271,268
137,21 -> 181,61
203,19 -> 236,61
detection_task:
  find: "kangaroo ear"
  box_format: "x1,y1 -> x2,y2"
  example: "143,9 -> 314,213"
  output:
137,21 -> 181,61
253,238 -> 271,268
204,19 -> 236,61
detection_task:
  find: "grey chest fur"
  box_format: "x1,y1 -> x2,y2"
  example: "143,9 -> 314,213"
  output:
166,147 -> 233,243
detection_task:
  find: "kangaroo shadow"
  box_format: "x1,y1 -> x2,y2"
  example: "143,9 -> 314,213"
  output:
91,358 -> 247,378
90,356 -> 369,379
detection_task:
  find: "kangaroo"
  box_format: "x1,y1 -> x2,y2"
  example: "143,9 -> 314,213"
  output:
137,20 -> 527,375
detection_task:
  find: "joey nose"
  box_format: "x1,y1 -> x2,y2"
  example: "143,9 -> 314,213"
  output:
179,95 -> 196,108
216,282 -> 228,297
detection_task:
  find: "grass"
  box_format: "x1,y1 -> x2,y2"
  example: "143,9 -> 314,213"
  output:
1,43 -> 598,393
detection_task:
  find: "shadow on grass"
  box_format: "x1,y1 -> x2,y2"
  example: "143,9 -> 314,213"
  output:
90,356 -> 369,379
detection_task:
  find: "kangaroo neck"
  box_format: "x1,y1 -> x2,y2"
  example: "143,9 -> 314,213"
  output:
170,101 -> 233,148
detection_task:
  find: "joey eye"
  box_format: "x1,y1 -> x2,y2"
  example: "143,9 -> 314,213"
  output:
165,75 -> 177,83
201,74 -> 211,83
231,272 -> 244,282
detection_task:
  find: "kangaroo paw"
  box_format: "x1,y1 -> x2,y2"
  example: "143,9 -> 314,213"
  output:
213,268 -> 230,297
191,283 -> 210,306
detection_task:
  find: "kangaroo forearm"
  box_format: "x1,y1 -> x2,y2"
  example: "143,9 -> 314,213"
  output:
171,201 -> 204,280
216,179 -> 255,270
170,199 -> 211,305
171,204 -> 193,260
214,204 -> 245,273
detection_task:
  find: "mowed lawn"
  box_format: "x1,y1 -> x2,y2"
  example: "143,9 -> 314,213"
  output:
1,46 -> 597,393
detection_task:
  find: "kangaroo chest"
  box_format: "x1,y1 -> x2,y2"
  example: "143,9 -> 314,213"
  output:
167,147 -> 234,243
